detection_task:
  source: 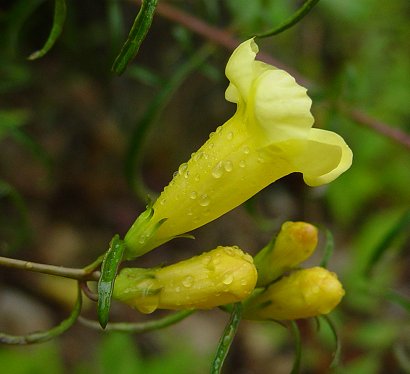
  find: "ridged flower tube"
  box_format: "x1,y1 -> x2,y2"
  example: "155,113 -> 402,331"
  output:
243,267 -> 345,321
254,221 -> 318,287
113,246 -> 257,314
124,38 -> 352,259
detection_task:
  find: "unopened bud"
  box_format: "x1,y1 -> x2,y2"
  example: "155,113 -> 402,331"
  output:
244,267 -> 344,320
113,246 -> 257,313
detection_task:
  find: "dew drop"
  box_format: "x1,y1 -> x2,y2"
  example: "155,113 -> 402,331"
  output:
223,274 -> 234,285
223,160 -> 233,172
209,142 -> 214,149
184,170 -> 190,179
25,262 -> 33,269
242,146 -> 250,154
201,255 -> 211,265
199,194 -> 210,207
178,163 -> 188,175
212,161 -> 224,178
189,191 -> 198,200
216,126 -> 222,133
182,275 -> 194,288
175,286 -> 181,293
239,160 -> 246,168
172,171 -> 179,178
226,131 -> 234,140
138,299 -> 159,314
240,279 -> 248,286
194,151 -> 204,161
194,174 -> 201,182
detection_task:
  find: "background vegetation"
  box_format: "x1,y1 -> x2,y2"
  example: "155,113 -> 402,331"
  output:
1,0 -> 409,373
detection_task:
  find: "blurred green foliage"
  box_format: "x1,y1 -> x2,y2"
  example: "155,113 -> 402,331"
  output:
0,0 -> 409,373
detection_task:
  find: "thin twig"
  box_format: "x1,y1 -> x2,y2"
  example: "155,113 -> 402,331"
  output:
348,108 -> 410,150
79,309 -> 195,332
140,0 -> 410,150
0,256 -> 100,281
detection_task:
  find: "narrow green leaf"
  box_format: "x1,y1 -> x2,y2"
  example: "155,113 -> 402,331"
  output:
319,228 -> 335,268
79,309 -> 195,332
385,289 -> 410,313
320,315 -> 342,369
211,303 -> 243,374
289,321 -> 302,374
256,0 -> 321,38
97,235 -> 125,329
364,209 -> 410,276
28,0 -> 67,60
112,0 -> 158,75
0,283 -> 82,344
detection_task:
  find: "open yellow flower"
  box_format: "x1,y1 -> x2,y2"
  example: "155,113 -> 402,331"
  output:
124,39 -> 352,259
113,246 -> 257,313
243,267 -> 345,321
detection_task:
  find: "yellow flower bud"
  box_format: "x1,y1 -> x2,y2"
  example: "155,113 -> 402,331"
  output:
113,246 -> 257,313
124,38 -> 352,258
244,267 -> 345,320
254,221 -> 318,287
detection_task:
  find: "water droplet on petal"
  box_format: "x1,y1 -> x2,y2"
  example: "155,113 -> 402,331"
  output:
194,151 -> 204,161
223,160 -> 233,172
172,171 -> 178,178
223,274 -> 234,285
242,146 -> 250,154
178,163 -> 188,175
239,160 -> 246,168
212,161 -> 224,178
189,191 -> 197,200
227,131 -> 234,140
182,275 -> 194,288
199,194 -> 210,207
175,286 -> 181,293
216,126 -> 222,133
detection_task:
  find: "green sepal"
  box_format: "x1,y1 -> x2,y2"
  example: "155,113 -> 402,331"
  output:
123,205 -> 167,259
97,234 -> 125,329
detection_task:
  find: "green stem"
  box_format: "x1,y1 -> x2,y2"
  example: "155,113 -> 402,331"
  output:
112,0 -> 158,75
255,0 -> 321,38
79,309 -> 195,332
290,321 -> 302,374
211,303 -> 243,374
0,256 -> 100,281
0,283 -> 82,344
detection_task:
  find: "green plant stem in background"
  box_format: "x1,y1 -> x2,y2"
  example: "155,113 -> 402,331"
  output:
125,44 -> 214,201
211,303 -> 243,374
79,309 -> 195,332
112,0 -> 158,75
255,0 -> 320,38
364,209 -> 410,276
0,283 -> 82,344
28,0 -> 67,60
290,321 -> 302,374
0,256 -> 100,281
319,228 -> 334,268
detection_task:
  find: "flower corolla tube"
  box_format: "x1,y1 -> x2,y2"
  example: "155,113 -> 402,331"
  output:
124,38 -> 352,259
113,246 -> 257,313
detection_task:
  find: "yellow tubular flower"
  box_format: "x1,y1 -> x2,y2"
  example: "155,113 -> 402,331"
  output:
243,267 -> 345,321
113,246 -> 257,313
124,38 -> 352,258
254,221 -> 318,287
